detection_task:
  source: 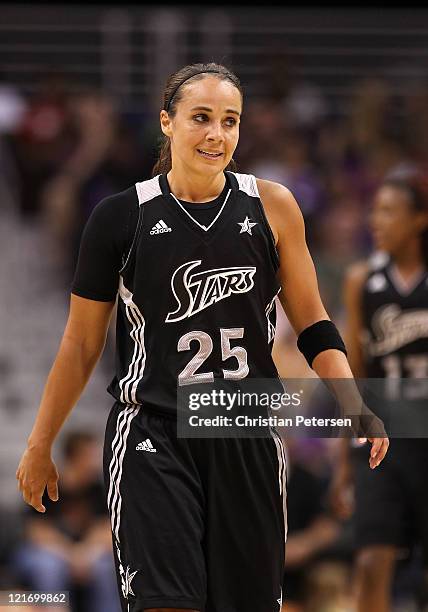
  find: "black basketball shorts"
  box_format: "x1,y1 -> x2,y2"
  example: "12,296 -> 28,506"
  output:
352,438 -> 428,561
103,401 -> 287,612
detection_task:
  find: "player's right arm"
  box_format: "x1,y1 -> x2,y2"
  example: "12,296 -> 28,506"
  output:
16,189 -> 136,513
16,295 -> 115,513
329,261 -> 368,519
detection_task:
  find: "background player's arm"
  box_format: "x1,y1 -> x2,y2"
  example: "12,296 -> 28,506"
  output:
330,263 -> 369,517
258,179 -> 388,467
16,294 -> 115,512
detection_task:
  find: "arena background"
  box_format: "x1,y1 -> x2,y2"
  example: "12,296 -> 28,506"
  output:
0,5 -> 427,611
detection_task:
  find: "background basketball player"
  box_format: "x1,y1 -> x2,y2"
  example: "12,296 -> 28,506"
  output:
331,170 -> 428,612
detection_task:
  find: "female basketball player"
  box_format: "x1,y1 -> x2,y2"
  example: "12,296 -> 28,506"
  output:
16,63 -> 388,612
332,172 -> 428,612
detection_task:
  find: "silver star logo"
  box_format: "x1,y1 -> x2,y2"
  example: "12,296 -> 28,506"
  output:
238,216 -> 257,235
122,564 -> 138,599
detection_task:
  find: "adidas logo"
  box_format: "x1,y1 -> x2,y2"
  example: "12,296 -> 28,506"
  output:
136,438 -> 157,452
150,220 -> 172,235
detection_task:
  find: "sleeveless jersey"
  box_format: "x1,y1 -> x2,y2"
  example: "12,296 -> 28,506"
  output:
107,172 -> 281,414
361,256 -> 428,379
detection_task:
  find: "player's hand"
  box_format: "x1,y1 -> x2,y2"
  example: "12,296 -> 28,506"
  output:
348,402 -> 389,469
355,404 -> 389,468
16,446 -> 59,512
359,436 -> 389,469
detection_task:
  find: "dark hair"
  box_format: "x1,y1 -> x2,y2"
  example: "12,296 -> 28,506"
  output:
382,169 -> 428,267
152,62 -> 243,176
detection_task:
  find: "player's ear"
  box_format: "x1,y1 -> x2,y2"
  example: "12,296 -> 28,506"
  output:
160,110 -> 173,138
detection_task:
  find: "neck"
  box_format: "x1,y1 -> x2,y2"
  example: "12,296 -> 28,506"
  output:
167,166 -> 226,203
391,239 -> 426,277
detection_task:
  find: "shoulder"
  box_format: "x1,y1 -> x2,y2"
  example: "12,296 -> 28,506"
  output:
135,175 -> 163,205
80,186 -> 140,256
86,186 -> 139,234
345,252 -> 390,296
91,186 -> 138,219
256,178 -> 298,209
228,172 -> 295,208
344,261 -> 370,298
255,178 -> 304,245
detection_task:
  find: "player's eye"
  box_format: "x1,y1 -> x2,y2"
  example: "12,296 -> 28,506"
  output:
193,114 -> 209,122
224,117 -> 237,127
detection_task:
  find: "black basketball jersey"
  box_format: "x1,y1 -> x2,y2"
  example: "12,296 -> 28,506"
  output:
107,172 -> 281,414
361,255 -> 428,379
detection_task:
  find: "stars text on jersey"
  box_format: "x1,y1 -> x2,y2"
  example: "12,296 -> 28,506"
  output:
166,260 -> 256,322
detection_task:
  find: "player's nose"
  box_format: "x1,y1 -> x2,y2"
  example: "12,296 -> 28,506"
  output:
206,121 -> 224,142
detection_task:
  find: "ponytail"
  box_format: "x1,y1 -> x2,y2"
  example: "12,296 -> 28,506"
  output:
152,136 -> 171,176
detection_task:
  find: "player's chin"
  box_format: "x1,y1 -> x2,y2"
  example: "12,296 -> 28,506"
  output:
195,156 -> 230,174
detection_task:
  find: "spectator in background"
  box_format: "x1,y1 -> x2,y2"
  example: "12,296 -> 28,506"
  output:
236,97 -> 286,168
403,81 -> 428,161
348,78 -> 392,154
41,89 -> 142,283
0,70 -> 27,136
340,78 -> 414,207
312,196 -> 367,321
10,70 -> 76,217
282,80 -> 328,134
351,133 -> 416,210
11,431 -> 120,612
0,71 -> 26,215
250,130 -> 325,242
316,117 -> 350,177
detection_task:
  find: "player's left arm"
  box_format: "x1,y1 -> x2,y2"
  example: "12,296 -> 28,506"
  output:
258,180 -> 329,338
257,179 -> 389,467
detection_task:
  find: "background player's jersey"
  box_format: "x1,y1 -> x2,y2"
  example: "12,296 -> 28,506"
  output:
361,255 -> 428,379
107,172 -> 281,414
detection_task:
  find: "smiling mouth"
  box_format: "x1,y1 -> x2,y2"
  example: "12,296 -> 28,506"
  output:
197,149 -> 223,159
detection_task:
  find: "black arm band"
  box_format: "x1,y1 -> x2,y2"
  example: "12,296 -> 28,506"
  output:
297,320 -> 347,368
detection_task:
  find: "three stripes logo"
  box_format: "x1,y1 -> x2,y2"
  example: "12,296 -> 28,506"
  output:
150,219 -> 172,235
136,438 -> 157,452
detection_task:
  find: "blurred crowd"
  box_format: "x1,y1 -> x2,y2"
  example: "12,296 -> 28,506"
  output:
1,66 -> 427,611
3,70 -> 427,316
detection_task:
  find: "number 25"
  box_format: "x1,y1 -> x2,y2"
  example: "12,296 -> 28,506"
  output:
178,328 -> 249,386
